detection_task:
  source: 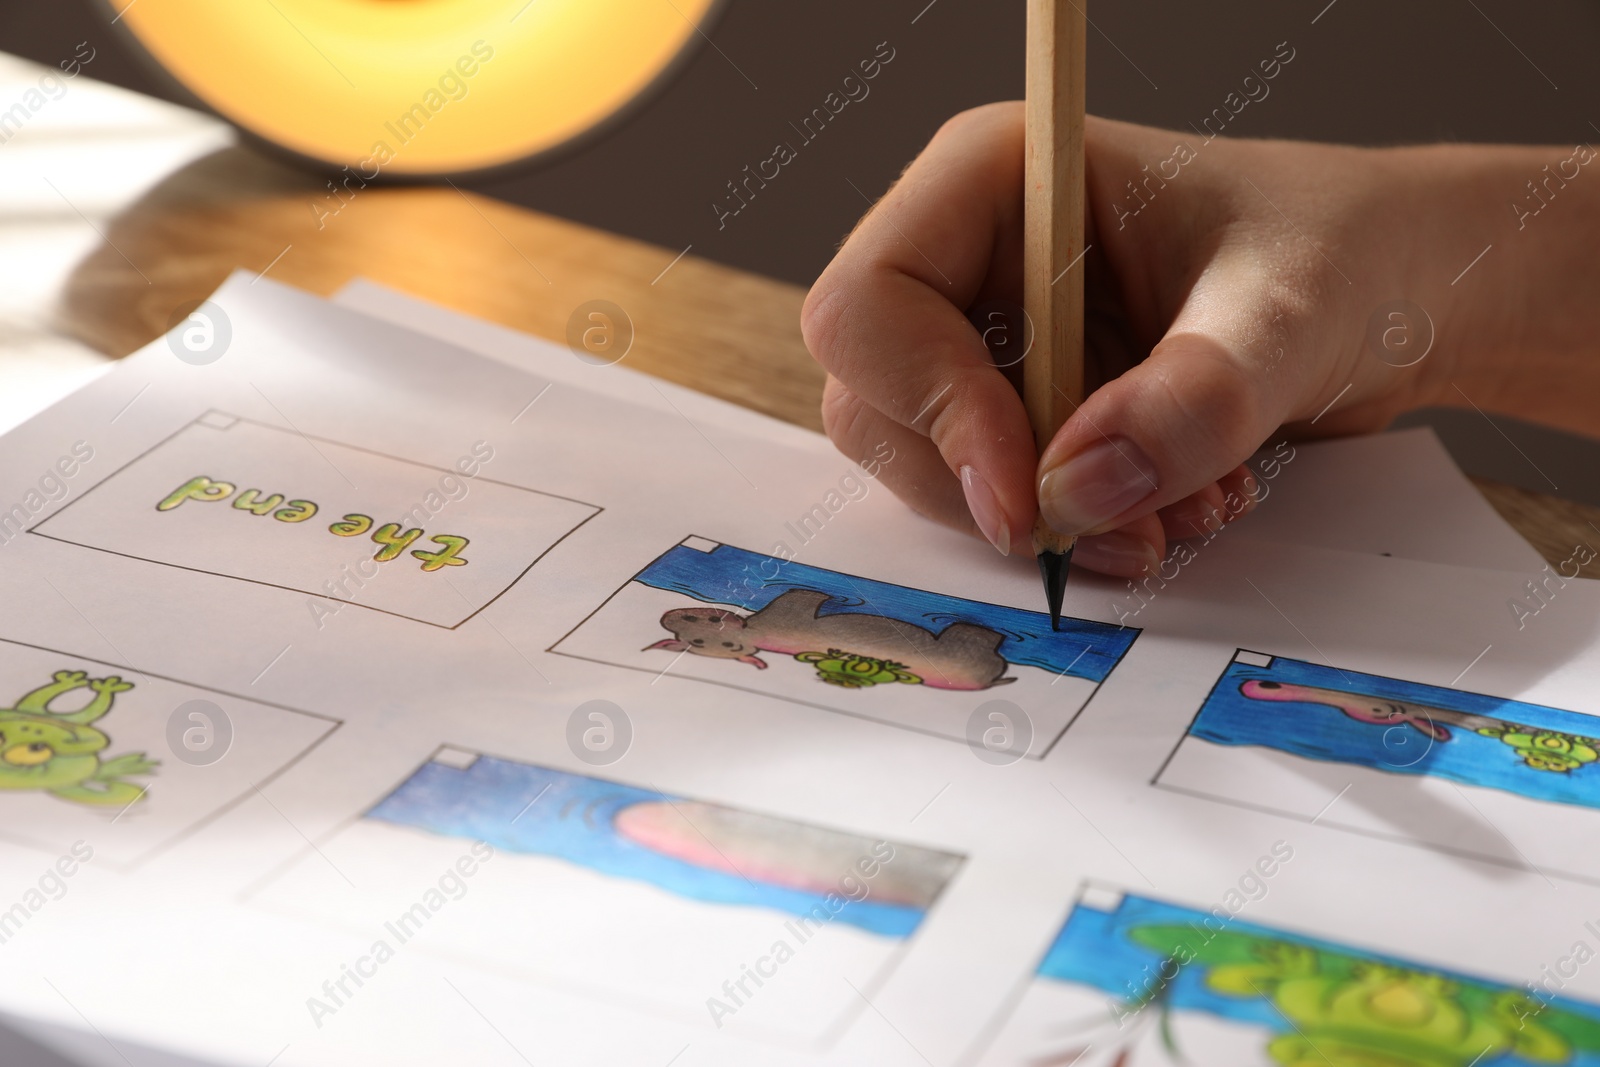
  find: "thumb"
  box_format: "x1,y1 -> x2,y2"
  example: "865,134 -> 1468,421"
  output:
1035,330 -> 1291,536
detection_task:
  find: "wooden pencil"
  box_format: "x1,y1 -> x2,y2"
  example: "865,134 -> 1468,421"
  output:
1023,0 -> 1087,631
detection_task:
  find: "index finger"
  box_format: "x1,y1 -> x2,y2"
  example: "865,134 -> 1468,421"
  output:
801,102 -> 1039,545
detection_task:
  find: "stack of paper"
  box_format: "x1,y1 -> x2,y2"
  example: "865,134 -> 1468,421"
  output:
0,273 -> 1591,1067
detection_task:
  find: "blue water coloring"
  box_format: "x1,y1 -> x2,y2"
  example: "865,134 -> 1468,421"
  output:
1192,654 -> 1600,810
368,754 -> 932,937
1031,892 -> 1600,1066
635,542 -> 1137,682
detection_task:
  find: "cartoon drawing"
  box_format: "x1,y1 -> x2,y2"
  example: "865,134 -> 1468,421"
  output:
1241,678 -> 1495,741
796,650 -> 921,688
552,539 -> 1139,755
255,747 -> 965,1041
985,890 -> 1600,1067
366,752 -> 962,934
1165,652 -> 1600,814
0,642 -> 337,870
1241,677 -> 1600,774
0,670 -> 157,807
645,590 -> 1014,690
1133,929 -> 1588,1067
1474,723 -> 1599,773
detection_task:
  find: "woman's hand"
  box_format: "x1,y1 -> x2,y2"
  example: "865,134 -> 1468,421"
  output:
801,104 -> 1599,575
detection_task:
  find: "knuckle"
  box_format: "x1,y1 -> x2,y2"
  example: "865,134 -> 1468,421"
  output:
918,376 -> 968,447
932,109 -> 982,144
1146,337 -> 1272,465
932,102 -> 1019,145
820,377 -> 871,451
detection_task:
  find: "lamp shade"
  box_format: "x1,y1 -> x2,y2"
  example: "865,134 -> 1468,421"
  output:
110,0 -> 720,175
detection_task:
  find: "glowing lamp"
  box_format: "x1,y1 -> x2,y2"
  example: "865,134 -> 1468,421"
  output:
109,0 -> 720,175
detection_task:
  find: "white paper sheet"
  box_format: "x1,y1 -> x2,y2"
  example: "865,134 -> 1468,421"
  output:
333,278 -> 1543,573
332,277 -> 833,455
1231,425 -> 1546,570
0,276 -> 1592,1067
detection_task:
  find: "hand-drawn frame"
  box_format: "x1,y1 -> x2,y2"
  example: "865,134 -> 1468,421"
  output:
244,741 -> 966,1049
27,410 -> 603,629
960,878 -> 1600,1067
546,535 -> 1141,758
1151,647 -> 1600,888
0,636 -> 340,870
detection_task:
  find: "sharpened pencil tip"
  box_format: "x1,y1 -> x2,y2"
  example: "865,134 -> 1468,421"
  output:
1037,544 -> 1073,632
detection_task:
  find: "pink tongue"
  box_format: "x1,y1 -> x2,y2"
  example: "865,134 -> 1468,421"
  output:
616,800 -> 846,894
613,800 -> 951,907
1241,679 -> 1307,702
1242,680 -> 1350,711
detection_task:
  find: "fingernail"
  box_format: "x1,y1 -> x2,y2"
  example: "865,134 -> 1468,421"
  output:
960,465 -> 1010,556
1038,437 -> 1159,535
1166,499 -> 1226,539
1071,530 -> 1160,577
1238,475 -> 1262,513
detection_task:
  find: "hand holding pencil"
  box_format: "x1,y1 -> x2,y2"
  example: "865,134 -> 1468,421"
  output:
801,21 -> 1600,583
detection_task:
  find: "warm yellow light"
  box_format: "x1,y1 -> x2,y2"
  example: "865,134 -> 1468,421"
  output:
114,0 -> 719,174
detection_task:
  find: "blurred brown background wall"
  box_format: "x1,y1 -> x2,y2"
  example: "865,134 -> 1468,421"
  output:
6,0 -> 1600,505
8,0 -> 1599,287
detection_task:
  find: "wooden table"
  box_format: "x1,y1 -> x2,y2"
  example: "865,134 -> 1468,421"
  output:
55,141 -> 1600,578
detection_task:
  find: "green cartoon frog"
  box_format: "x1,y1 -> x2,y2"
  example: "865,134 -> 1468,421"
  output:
795,650 -> 922,688
1130,927 -> 1600,1067
1475,724 -> 1600,773
0,670 -> 157,807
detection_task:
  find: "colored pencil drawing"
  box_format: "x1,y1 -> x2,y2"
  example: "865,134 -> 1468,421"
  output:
1241,678 -> 1599,774
366,752 -> 962,936
0,641 -> 338,869
253,746 -> 963,1041
986,891 -> 1600,1067
551,539 -> 1138,755
0,670 -> 156,807
646,589 -> 1016,690
630,542 -> 1131,687
1189,654 -> 1600,809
